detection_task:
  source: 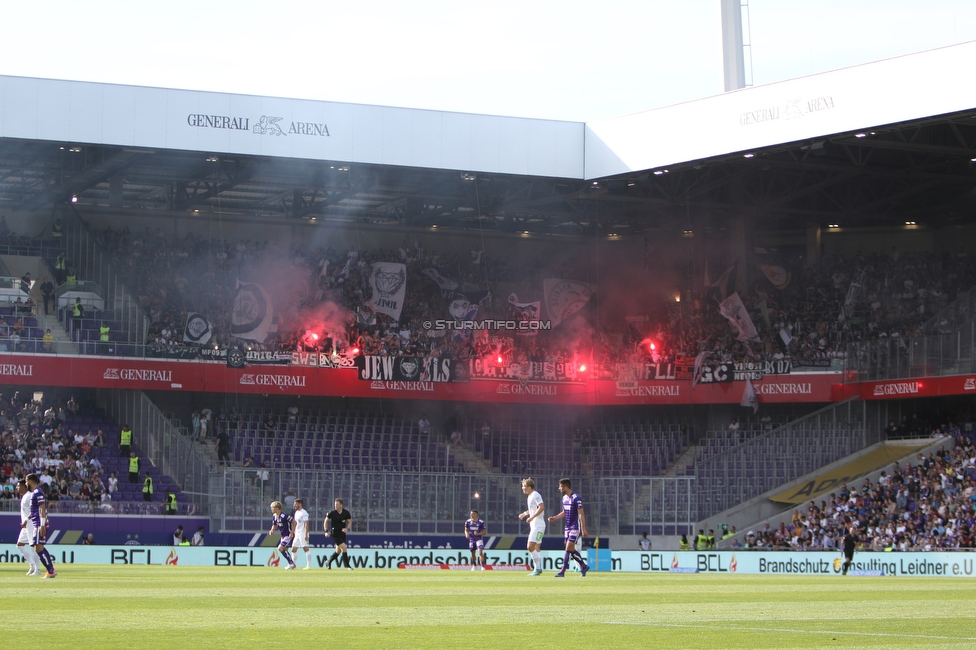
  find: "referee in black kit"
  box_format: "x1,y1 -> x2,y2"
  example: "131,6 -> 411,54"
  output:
841,524 -> 859,575
324,498 -> 353,570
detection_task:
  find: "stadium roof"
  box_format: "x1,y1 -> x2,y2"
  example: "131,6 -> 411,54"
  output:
1,42 -> 976,234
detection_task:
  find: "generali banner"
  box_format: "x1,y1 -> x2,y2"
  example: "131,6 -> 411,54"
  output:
17,354 -> 976,405
0,353 -> 845,405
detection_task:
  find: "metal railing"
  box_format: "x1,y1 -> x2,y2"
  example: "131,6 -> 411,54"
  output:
694,398 -> 867,521
60,209 -> 149,346
924,289 -> 976,333
847,324 -> 976,381
0,498 -> 198,517
98,389 -> 214,513
213,469 -> 696,535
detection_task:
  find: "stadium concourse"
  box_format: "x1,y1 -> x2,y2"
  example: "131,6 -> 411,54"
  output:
3,43 -> 976,556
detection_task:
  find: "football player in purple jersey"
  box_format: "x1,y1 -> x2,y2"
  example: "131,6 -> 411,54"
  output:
26,474 -> 57,578
547,478 -> 589,577
269,500 -> 297,570
464,509 -> 487,570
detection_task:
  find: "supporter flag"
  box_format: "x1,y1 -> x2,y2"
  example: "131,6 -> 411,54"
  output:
368,262 -> 407,322
842,269 -> 866,321
779,327 -> 793,347
448,290 -> 490,322
758,264 -> 791,290
231,281 -> 276,342
710,262 -> 738,302
718,293 -> 760,343
543,279 -> 596,328
757,298 -> 771,329
508,293 -> 542,337
355,307 -> 376,328
741,377 -> 759,414
422,268 -> 459,297
182,312 -> 213,345
691,351 -> 710,389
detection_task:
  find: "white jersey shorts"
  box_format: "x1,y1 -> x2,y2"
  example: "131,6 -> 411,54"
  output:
291,534 -> 309,548
17,521 -> 36,545
528,519 -> 546,544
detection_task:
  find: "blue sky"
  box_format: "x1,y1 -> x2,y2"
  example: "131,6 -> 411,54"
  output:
1,0 -> 974,121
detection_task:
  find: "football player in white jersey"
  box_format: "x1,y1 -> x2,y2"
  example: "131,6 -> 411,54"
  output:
291,498 -> 313,570
16,480 -> 40,576
518,477 -> 546,576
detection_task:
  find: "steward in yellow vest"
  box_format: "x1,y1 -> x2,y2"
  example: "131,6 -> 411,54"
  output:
119,426 -> 132,457
142,473 -> 154,501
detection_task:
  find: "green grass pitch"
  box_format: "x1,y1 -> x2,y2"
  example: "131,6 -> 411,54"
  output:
3,564 -> 976,649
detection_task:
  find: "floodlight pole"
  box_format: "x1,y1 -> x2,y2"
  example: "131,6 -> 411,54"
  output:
721,0 -> 747,91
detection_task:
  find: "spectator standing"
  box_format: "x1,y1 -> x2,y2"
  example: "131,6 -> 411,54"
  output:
39,277 -> 54,315
54,251 -> 66,285
638,532 -> 651,551
192,527 -> 205,546
262,414 -> 276,438
418,414 -> 430,436
256,464 -> 270,490
216,428 -> 230,465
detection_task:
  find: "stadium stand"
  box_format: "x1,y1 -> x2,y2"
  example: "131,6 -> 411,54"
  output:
229,407 -> 463,473
80,224 -> 976,371
726,433 -> 976,551
0,393 -> 186,513
460,416 -> 691,477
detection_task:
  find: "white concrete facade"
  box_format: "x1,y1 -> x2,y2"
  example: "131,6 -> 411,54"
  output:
2,41 -> 974,181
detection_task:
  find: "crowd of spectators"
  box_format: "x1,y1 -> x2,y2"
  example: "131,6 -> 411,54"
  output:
730,434 -> 976,551
0,392 -> 118,510
89,224 -> 976,373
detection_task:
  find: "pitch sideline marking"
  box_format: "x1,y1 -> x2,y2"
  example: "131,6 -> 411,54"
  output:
606,621 -> 976,642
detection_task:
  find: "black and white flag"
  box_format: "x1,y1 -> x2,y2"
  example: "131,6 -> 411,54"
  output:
741,377 -> 759,414
182,312 -> 213,345
231,281 -> 276,342
719,292 -> 760,343
369,262 -> 407,322
422,268 -> 459,297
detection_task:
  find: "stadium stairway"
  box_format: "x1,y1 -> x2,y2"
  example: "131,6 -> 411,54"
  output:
448,443 -> 498,474
710,436 -> 954,548
37,312 -> 78,353
664,443 -> 700,477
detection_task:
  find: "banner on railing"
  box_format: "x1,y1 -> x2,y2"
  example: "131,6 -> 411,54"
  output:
2,545 -> 972,575
468,358 -> 579,383
199,349 -> 292,365
355,356 -> 455,383
613,550 -> 976,576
